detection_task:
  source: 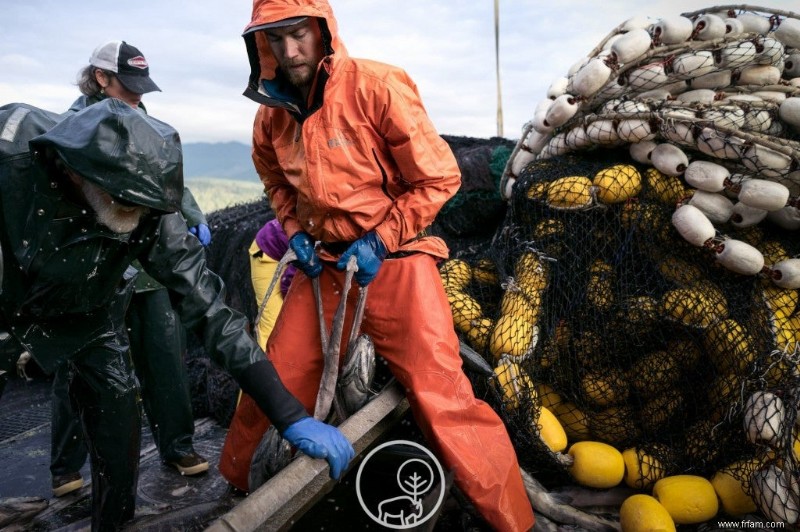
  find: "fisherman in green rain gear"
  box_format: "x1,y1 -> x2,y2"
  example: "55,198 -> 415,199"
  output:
0,98 -> 353,531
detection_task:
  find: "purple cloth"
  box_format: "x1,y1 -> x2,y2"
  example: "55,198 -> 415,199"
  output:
255,218 -> 296,297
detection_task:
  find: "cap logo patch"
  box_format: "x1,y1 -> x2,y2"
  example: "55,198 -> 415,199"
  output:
127,56 -> 149,69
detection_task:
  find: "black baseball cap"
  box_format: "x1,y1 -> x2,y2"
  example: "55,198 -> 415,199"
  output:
89,40 -> 161,94
246,16 -> 309,34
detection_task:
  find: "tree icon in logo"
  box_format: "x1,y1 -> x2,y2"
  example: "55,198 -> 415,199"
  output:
356,440 -> 445,529
398,458 -> 434,499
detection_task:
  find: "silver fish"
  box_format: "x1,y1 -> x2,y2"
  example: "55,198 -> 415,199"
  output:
532,513 -> 560,532
459,340 -> 493,376
550,484 -> 635,508
248,425 -> 292,492
337,333 -> 376,416
520,468 -> 620,531
120,501 -> 233,531
0,496 -> 48,529
314,258 -> 358,422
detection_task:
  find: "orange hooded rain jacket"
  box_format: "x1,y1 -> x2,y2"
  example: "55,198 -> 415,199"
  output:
244,0 -> 459,257
221,2 -> 535,531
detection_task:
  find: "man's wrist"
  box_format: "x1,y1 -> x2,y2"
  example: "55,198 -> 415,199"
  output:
238,360 -> 308,432
369,231 -> 387,259
372,226 -> 393,255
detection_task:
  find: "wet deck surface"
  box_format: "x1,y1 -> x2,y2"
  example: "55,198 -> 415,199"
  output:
0,376 -> 490,531
0,376 -> 241,531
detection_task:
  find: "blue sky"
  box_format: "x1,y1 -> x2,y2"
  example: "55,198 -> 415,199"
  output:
1,1 -> 795,143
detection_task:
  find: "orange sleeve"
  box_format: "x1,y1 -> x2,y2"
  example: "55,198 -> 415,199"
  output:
370,72 -> 461,253
251,105 -> 303,238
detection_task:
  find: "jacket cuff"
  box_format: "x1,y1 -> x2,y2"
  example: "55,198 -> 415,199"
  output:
282,218 -> 304,241
374,224 -> 399,254
237,359 -> 309,432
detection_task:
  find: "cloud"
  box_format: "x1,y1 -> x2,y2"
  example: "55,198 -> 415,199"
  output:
0,54 -> 42,73
3,0 -> 795,144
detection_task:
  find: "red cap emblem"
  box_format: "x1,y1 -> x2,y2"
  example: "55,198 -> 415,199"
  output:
127,56 -> 149,69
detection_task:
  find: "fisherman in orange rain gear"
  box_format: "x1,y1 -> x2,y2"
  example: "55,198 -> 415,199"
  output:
218,1 -> 535,529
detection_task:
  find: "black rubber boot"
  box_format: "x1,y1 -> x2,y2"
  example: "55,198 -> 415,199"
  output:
50,364 -> 88,480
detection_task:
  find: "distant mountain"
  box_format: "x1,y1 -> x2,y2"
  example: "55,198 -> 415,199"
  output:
181,135 -> 513,214
182,134 -> 514,186
182,141 -> 257,182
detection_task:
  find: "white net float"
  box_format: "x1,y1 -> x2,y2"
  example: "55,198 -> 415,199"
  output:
652,15 -> 694,44
684,160 -> 730,192
779,97 -> 800,128
688,189 -> 735,223
651,143 -> 689,176
694,13 -> 728,40
687,69 -> 732,89
773,17 -> 800,48
609,28 -> 652,65
629,139 -> 657,163
723,17 -> 745,36
714,238 -> 766,275
570,57 -> 613,99
731,201 -> 769,227
737,178 -> 791,211
547,77 -> 569,99
673,50 -> 717,81
738,13 -> 772,34
754,37 -> 785,66
737,65 -> 783,86
770,258 -> 800,288
672,203 -> 716,246
544,94 -> 580,130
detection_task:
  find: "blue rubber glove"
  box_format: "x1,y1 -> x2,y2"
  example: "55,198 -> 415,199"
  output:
289,232 -> 322,278
282,417 -> 355,480
337,232 -> 387,286
189,223 -> 212,246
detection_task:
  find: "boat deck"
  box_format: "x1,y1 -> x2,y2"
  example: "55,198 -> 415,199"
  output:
0,376 -> 490,531
0,376 -> 240,531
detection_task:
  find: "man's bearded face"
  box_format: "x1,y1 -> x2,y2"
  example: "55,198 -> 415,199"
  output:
79,178 -> 148,234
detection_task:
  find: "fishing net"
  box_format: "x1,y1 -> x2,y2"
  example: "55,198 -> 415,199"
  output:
443,4 -> 800,523
204,198 -> 274,320
433,136 -> 514,254
185,199 -> 272,426
447,149 -> 797,467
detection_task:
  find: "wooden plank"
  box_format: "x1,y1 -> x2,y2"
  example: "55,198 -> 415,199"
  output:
207,380 -> 409,532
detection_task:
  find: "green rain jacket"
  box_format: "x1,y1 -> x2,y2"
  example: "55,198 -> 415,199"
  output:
0,99 -> 305,430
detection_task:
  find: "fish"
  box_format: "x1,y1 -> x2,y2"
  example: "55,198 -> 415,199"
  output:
550,484 -> 635,508
532,512 -> 560,532
459,341 -> 493,376
337,333 -> 376,416
520,468 -> 620,531
0,496 -> 48,529
314,258 -> 358,421
248,425 -> 292,492
120,501 -> 234,531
